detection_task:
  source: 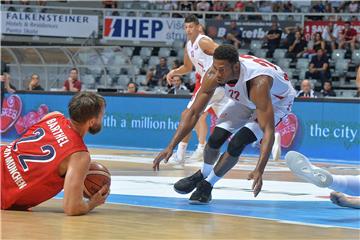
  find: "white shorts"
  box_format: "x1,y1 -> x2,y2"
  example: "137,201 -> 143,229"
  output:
216,95 -> 295,140
187,87 -> 229,117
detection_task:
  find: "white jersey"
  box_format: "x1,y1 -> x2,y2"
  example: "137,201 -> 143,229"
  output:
186,34 -> 213,80
224,55 -> 296,110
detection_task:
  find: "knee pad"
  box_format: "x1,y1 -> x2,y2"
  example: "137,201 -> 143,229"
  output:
208,127 -> 231,149
227,127 -> 257,157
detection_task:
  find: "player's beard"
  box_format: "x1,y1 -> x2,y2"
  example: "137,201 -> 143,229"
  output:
89,122 -> 102,135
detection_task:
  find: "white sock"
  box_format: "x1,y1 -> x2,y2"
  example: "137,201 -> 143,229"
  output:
176,142 -> 188,159
197,143 -> 206,150
330,175 -> 360,196
205,170 -> 222,186
201,163 -> 213,178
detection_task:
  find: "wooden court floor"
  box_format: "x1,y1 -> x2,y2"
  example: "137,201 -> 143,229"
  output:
1,148 -> 359,240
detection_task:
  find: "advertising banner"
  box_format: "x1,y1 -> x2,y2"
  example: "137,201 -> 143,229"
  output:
205,19 -> 301,41
243,100 -> 359,163
1,11 -> 98,37
1,93 -> 359,163
103,16 -> 186,42
304,21 -> 360,41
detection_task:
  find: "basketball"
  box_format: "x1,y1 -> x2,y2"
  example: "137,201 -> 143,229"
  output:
83,162 -> 111,199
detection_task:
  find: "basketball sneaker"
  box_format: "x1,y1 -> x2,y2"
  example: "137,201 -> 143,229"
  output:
173,170 -> 204,194
271,132 -> 281,161
285,151 -> 333,188
189,180 -> 213,204
189,146 -> 204,161
169,153 -> 185,169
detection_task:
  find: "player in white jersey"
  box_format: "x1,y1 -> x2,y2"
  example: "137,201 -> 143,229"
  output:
286,151 -> 360,209
153,45 -> 296,204
166,15 -> 228,166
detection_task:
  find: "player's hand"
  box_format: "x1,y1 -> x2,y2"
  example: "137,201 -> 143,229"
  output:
247,170 -> 263,198
166,70 -> 175,86
153,147 -> 173,171
68,77 -> 75,84
89,185 -> 110,209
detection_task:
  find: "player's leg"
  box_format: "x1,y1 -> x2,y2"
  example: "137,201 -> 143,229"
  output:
271,96 -> 295,161
271,132 -> 281,161
187,103 -> 255,204
190,87 -> 228,161
173,126 -> 231,194
169,133 -> 191,167
173,100 -> 248,195
330,191 -> 360,209
189,126 -> 257,204
169,110 -> 192,168
190,112 -> 208,161
329,175 -> 360,196
189,99 -> 295,204
286,151 -> 333,187
286,151 -> 360,195
170,86 -> 201,166
286,152 -> 360,208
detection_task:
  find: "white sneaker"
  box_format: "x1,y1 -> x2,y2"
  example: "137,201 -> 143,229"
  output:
169,153 -> 185,169
271,132 -> 281,161
189,147 -> 204,161
285,151 -> 333,188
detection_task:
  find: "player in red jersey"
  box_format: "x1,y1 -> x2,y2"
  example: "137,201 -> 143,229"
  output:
1,92 -> 109,215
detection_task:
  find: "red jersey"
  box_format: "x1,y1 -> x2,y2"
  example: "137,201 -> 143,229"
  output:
341,28 -> 357,41
63,79 -> 82,91
1,113 -> 88,210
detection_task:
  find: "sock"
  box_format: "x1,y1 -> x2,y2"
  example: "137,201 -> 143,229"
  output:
176,142 -> 188,159
330,175 -> 360,196
197,143 -> 205,150
201,163 -> 213,178
205,170 -> 222,186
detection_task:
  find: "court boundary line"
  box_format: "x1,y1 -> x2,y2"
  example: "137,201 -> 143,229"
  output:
101,199 -> 360,231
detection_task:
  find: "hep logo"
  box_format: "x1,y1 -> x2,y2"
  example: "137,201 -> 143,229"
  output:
103,17 -> 163,39
104,18 -> 114,37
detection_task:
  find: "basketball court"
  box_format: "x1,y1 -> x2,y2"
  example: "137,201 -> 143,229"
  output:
2,147 -> 359,239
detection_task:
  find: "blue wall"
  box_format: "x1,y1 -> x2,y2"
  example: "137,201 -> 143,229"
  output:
1,93 -> 359,163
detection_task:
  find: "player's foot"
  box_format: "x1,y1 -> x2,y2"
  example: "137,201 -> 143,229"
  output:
330,191 -> 360,209
189,180 -> 213,205
189,146 -> 204,161
169,153 -> 185,169
271,132 -> 281,161
174,170 -> 204,194
285,151 -> 333,188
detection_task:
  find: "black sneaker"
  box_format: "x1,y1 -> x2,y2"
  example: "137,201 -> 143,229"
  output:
189,180 -> 213,205
173,170 -> 204,194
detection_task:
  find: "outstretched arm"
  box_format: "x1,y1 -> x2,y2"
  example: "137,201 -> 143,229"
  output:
247,75 -> 274,197
153,69 -> 218,170
62,152 -> 109,216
